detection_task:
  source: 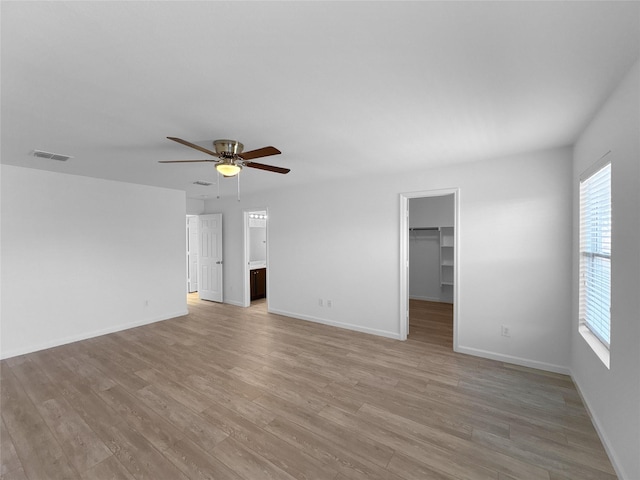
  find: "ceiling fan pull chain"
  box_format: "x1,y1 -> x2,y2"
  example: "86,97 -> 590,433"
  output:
237,172 -> 241,202
216,171 -> 221,199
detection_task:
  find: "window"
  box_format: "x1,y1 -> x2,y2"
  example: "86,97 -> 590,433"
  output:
579,160 -> 611,365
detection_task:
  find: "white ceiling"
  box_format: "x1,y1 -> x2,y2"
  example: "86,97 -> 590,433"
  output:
2,1 -> 639,199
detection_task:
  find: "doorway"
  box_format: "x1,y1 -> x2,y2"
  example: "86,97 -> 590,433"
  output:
399,189 -> 459,349
243,209 -> 268,307
186,215 -> 199,293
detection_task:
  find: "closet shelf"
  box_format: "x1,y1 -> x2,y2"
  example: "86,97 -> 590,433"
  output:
439,226 -> 454,287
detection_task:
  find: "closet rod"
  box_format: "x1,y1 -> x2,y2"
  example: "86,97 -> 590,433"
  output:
409,227 -> 440,231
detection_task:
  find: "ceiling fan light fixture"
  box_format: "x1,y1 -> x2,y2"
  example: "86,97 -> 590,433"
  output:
216,161 -> 242,177
162,136 -> 287,175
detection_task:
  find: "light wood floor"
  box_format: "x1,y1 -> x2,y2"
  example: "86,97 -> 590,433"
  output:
408,299 -> 454,348
1,296 -> 616,480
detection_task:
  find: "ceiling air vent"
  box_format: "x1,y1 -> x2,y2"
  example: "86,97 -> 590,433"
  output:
193,181 -> 213,186
32,150 -> 73,162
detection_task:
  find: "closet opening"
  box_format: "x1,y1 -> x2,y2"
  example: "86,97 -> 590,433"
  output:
399,189 -> 459,350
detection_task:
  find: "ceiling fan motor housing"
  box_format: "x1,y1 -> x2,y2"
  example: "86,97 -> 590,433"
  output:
214,139 -> 244,157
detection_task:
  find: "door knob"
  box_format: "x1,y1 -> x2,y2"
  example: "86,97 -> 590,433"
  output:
216,261 -> 223,265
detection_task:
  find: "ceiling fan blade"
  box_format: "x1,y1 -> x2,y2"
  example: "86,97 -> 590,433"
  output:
244,161 -> 290,174
158,159 -> 217,163
167,137 -> 219,157
238,146 -> 281,161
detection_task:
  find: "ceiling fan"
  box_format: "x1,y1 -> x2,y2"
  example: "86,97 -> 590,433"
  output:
159,137 -> 289,177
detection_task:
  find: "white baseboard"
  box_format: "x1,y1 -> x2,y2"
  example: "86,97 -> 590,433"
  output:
570,372 -> 628,480
268,308 -> 401,340
0,310 -> 189,360
224,299 -> 245,307
455,345 -> 571,375
409,295 -> 453,304
409,295 -> 441,302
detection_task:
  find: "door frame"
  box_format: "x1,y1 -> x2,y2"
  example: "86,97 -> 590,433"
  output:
186,215 -> 199,293
399,188 -> 460,349
242,207 -> 269,308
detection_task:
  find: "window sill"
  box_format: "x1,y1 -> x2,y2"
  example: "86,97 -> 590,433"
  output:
579,324 -> 610,369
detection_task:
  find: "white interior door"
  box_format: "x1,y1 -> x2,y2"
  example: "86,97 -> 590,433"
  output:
187,216 -> 199,293
199,214 -> 223,302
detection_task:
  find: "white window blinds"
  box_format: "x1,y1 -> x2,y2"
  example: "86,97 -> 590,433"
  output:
579,161 -> 611,348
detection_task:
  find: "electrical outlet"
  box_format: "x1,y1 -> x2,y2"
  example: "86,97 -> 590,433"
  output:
501,325 -> 510,337
327,300 -> 332,308
318,298 -> 323,307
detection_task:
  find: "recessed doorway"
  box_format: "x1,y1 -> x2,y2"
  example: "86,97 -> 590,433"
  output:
399,189 -> 459,349
243,209 -> 269,307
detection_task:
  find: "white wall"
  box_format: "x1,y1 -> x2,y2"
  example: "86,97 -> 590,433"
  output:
409,195 -> 455,303
0,165 -> 187,359
572,60 -> 640,480
409,195 -> 454,229
206,145 -> 573,372
186,197 -> 205,215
